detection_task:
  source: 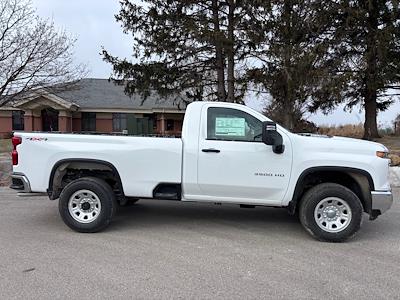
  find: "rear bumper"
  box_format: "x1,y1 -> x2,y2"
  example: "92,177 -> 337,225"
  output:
10,173 -> 31,193
371,191 -> 393,215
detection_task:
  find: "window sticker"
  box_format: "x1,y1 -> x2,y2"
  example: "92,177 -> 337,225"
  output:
215,117 -> 246,136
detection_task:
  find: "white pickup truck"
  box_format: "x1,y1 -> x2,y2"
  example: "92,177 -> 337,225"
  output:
10,102 -> 393,242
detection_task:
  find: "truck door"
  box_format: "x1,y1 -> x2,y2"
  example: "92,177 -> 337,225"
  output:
196,105 -> 292,205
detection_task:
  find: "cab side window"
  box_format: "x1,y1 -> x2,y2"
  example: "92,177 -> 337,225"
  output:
207,107 -> 262,142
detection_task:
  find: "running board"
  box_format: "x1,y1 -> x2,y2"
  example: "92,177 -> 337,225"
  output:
153,192 -> 180,200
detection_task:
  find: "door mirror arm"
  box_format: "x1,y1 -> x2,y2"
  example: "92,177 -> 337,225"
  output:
262,121 -> 285,154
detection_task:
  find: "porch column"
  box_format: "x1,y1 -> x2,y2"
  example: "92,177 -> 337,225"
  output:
32,110 -> 42,131
160,113 -> 165,135
24,110 -> 33,131
58,110 -> 72,132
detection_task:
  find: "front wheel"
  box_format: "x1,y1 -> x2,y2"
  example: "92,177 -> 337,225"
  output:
299,183 -> 363,242
59,177 -> 116,233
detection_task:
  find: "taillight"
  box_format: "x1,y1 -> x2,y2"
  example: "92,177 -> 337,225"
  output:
11,136 -> 22,165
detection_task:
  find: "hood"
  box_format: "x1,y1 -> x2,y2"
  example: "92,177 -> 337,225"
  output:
294,133 -> 388,155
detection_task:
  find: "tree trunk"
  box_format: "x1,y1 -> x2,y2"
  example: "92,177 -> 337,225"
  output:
282,101 -> 294,130
363,0 -> 380,140
364,93 -> 379,139
282,0 -> 294,130
226,0 -> 235,103
212,0 -> 226,102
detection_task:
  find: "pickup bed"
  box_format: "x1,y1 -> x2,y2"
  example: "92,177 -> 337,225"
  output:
10,102 -> 393,242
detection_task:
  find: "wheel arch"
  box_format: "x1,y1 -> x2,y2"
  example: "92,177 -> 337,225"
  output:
289,166 -> 374,215
48,158 -> 124,200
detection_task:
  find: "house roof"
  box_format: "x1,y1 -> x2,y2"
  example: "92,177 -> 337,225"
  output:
13,92 -> 79,110
53,78 -> 184,110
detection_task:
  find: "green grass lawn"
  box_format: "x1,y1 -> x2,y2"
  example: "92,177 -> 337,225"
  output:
0,139 -> 12,154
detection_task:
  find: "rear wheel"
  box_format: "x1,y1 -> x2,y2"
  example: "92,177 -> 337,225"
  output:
299,183 -> 363,242
59,177 -> 116,233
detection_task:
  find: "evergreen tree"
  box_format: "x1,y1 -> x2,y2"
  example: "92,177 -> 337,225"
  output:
247,0 -> 342,131
310,0 -> 400,139
102,0 -> 261,104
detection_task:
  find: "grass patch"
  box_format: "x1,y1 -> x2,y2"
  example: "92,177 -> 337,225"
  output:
378,136 -> 400,156
318,123 -> 364,139
318,124 -> 400,154
0,139 -> 12,153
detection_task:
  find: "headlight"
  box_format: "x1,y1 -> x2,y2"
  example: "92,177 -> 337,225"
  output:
376,151 -> 389,159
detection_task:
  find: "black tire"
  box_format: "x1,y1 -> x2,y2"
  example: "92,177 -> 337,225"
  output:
299,183 -> 363,242
59,177 -> 116,233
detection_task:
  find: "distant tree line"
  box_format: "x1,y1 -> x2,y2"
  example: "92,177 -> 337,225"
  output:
104,0 -> 400,140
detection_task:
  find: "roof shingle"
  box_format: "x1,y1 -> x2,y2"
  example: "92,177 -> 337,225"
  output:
54,78 -> 184,110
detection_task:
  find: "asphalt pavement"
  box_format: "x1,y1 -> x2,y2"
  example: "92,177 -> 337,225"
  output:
0,187 -> 399,299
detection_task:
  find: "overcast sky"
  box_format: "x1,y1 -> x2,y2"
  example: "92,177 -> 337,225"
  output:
32,0 -> 399,126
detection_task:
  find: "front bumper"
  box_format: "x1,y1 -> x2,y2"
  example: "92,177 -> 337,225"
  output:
10,173 -> 31,193
371,191 -> 393,215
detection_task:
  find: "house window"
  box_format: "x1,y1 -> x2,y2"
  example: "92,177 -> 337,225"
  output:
112,113 -> 127,132
166,119 -> 174,131
12,111 -> 24,131
81,112 -> 96,132
150,115 -> 157,131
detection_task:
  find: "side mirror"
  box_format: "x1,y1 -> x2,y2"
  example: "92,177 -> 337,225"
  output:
262,121 -> 285,154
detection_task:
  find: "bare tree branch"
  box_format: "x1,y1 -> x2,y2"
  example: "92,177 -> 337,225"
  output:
0,0 -> 87,107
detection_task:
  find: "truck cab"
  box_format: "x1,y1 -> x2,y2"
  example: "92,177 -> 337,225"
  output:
182,102 -> 292,206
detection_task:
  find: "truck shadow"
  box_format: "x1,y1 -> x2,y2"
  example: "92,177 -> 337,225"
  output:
109,200 -> 306,237
108,200 -> 397,242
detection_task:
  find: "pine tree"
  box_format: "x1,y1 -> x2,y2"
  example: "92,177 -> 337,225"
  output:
246,0 -> 341,131
310,0 -> 400,139
102,0 -> 262,104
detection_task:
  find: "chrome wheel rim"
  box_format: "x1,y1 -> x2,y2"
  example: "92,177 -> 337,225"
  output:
314,197 -> 352,233
68,190 -> 101,224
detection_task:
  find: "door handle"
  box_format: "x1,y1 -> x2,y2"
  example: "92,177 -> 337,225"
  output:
202,148 -> 221,153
